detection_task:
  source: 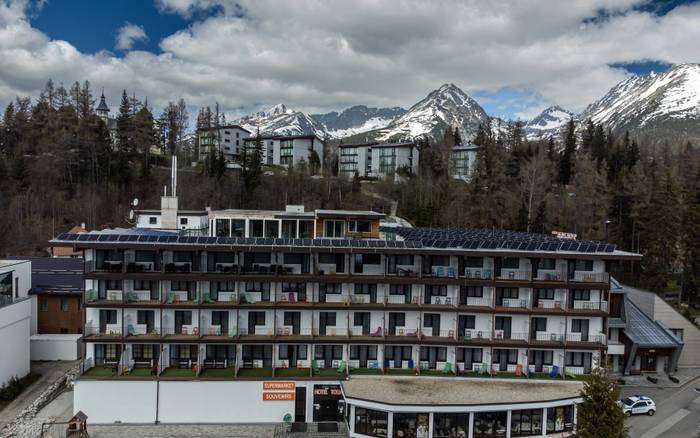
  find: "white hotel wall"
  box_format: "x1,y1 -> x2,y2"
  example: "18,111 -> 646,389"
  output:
0,298 -> 32,386
74,379 -> 341,424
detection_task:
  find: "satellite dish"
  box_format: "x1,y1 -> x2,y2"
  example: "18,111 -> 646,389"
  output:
132,198 -> 139,207
129,210 -> 134,220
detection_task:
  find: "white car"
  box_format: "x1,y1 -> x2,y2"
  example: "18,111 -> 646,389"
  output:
619,396 -> 656,416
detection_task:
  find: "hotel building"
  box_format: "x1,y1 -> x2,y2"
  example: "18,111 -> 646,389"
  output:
51,206 -> 640,437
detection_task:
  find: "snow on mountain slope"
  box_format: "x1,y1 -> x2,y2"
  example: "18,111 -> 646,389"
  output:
372,83 -> 490,142
235,103 -> 327,137
311,105 -> 406,139
525,105 -> 574,138
579,63 -> 700,137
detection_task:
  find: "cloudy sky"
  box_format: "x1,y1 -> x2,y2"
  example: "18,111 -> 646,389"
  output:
0,0 -> 698,122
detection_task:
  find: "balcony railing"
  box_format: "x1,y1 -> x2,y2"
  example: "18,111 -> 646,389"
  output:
498,269 -> 532,281
535,298 -> 564,310
84,324 -> 122,336
462,268 -> 493,280
535,270 -> 567,282
125,324 -> 159,336
163,325 -> 201,336
276,292 -> 309,304
462,297 -> 492,307
572,272 -> 609,283
462,329 -> 491,341
571,300 -> 608,312
566,333 -> 606,345
493,331 -> 528,341
533,332 -> 565,343
276,327 -> 312,336
500,298 -> 529,308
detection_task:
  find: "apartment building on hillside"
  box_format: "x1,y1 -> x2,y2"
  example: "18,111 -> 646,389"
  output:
51,205 -> 640,433
197,125 -> 251,163
243,134 -> 324,169
339,141 -> 419,178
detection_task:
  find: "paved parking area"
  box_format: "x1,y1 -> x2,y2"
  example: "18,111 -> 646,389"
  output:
87,424 -> 278,437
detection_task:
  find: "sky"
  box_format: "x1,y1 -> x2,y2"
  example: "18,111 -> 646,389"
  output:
0,0 -> 698,122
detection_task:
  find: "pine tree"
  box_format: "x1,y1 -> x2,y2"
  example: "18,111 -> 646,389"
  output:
576,367 -> 627,438
116,90 -> 132,153
558,118 -> 576,185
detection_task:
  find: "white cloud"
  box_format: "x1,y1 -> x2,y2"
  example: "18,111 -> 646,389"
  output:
115,22 -> 148,51
0,0 -> 699,122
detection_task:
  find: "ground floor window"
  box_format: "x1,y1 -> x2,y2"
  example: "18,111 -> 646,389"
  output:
457,348 -> 483,370
546,405 -> 574,433
354,407 -> 388,438
473,411 -> 507,438
433,413 -> 469,438
392,412 -> 429,438
510,409 -> 543,436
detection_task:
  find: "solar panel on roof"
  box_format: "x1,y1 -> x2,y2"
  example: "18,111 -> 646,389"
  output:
86,234 -> 99,241
157,236 -> 170,242
63,233 -> 79,241
604,244 -> 615,253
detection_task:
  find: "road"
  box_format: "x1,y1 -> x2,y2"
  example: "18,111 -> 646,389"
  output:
623,378 -> 700,438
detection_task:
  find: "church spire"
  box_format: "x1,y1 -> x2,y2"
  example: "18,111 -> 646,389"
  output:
96,88 -> 110,114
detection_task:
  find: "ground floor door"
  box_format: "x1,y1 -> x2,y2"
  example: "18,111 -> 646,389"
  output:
295,387 -> 306,422
313,385 -> 344,422
641,351 -> 657,372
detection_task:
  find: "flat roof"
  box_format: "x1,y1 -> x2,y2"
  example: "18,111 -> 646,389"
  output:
136,210 -> 208,216
6,256 -> 83,295
197,125 -> 251,133
0,259 -> 30,269
341,376 -> 583,406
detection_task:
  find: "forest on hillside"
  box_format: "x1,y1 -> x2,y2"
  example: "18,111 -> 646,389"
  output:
1,80 -> 700,304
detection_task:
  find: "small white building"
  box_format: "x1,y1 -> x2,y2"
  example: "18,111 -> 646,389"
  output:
451,143 -> 480,181
244,135 -> 325,169
0,259 -> 33,387
197,125 -> 251,163
339,141 -> 419,178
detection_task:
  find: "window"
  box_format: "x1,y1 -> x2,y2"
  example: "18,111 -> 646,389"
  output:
433,413 -> 469,438
231,219 -> 245,237
540,258 -> 556,270
463,256 -> 483,268
319,312 -> 337,326
60,328 -> 68,334
264,220 -> 279,238
245,252 -> 271,265
350,345 -> 377,360
461,286 -> 483,297
459,315 -> 476,330
393,413 -> 429,438
323,220 -> 345,238
149,217 -> 157,225
396,255 -> 414,265
425,285 -> 447,296
502,257 -> 520,269
248,311 -> 266,326
671,328 -> 684,341
566,351 -> 589,366
298,221 -> 314,238
575,260 -> 594,271
133,344 -> 155,360
278,344 -> 308,360
215,219 -> 230,237
498,287 -> 519,299
492,349 -> 517,364
283,253 -> 304,265
423,314 -> 440,329
361,253 -> 381,265
430,255 -> 450,267
546,406 -> 574,433
171,280 -> 190,291
354,283 -> 377,295
217,281 -> 235,291
349,220 -> 371,233
511,409 -> 543,437
457,347 -> 483,367
354,407 -> 388,438
281,220 -> 297,238
390,284 -> 410,295
572,289 -> 591,300
314,345 -> 343,360
180,218 -> 188,225
40,298 -> 48,311
61,298 -> 69,312
320,283 -> 342,294
249,220 -> 264,237
245,282 -> 270,293
473,411 -> 508,438
134,280 -> 151,291
532,317 -> 547,332
384,345 -> 412,361
535,288 -> 555,300
419,346 -> 447,362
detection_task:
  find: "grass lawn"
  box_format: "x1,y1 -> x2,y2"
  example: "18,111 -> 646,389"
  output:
0,373 -> 41,412
313,368 -> 345,377
275,367 -> 311,378
349,368 -> 383,375
160,367 -> 196,378
237,367 -> 273,378
82,366 -> 118,378
385,368 -> 417,376
420,369 -> 454,377
200,367 -> 236,378
124,368 -> 154,378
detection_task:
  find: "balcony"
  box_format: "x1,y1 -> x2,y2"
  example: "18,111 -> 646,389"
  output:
566,333 -> 606,346
125,289 -> 159,304
125,261 -> 158,273
85,289 -> 123,304
349,326 -> 384,338
421,329 -> 456,340
90,259 -> 124,273
276,327 -> 313,338
460,296 -> 492,308
492,331 -> 528,342
203,291 -> 237,305
499,298 -> 529,309
165,291 -> 198,305
498,269 -> 531,281
84,324 -> 122,338
572,272 -> 609,284
163,325 -> 201,339
531,331 -> 565,345
462,267 -> 494,280
461,329 -> 491,342
571,300 -> 608,312
385,294 -> 417,305
428,266 -> 458,278
125,324 -> 160,338
276,291 -> 309,304
535,270 -> 567,282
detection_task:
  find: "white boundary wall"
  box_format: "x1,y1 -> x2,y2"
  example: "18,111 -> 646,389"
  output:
0,298 -> 31,386
30,334 -> 82,361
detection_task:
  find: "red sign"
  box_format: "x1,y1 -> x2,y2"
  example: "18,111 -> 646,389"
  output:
263,392 -> 295,401
263,381 -> 296,390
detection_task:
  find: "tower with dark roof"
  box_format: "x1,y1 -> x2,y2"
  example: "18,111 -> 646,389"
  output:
96,91 -> 110,123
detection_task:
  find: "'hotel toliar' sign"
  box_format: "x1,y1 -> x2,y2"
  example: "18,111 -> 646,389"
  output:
262,381 -> 295,401
551,230 -> 577,240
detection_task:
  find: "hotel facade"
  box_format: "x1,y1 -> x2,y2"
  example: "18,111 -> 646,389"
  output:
51,205 -> 639,437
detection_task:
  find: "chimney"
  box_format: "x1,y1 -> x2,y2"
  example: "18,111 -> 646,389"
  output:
160,154 -> 179,229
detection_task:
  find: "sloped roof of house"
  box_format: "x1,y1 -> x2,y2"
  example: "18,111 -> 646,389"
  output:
623,297 -> 683,348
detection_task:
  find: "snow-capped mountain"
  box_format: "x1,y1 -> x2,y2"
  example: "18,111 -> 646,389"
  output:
235,103 -> 326,138
368,83 -> 490,142
525,105 -> 574,139
579,63 -> 700,143
311,105 -> 406,139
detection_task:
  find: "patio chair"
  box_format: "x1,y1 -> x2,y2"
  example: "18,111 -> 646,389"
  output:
463,330 -> 472,342
203,293 -> 214,304
127,324 -> 135,336
550,365 -> 560,378
87,289 -> 98,302
165,292 -> 174,304
445,296 -> 452,305
478,363 -> 489,376
312,360 -> 320,374
369,326 -> 382,337
228,327 -> 237,337
288,292 -> 296,303
436,266 -> 445,277
126,292 -> 138,303
442,362 -> 453,374
337,361 -> 347,374
515,364 -> 523,377
407,359 -> 414,369
447,267 -> 456,278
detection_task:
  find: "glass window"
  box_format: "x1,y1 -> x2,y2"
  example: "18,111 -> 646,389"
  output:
320,283 -> 342,294
511,409 -> 543,436
473,411 -> 507,438
245,282 -> 270,293
431,256 -> 450,266
40,298 -> 48,311
349,220 -> 372,233
535,288 -> 555,300
502,257 -> 520,269
149,217 -> 157,225
572,289 -> 591,300
361,254 -> 381,265
464,256 -> 483,268
390,284 -> 411,295
354,407 -> 388,438
324,220 -> 345,238
281,220 -> 297,238
546,405 -> 574,433
230,219 -> 245,237
299,220 -> 314,238
264,220 -> 279,238
61,298 -> 70,312
0,272 -> 12,306
249,219 -> 264,237
540,258 -> 556,270
575,260 -> 594,271
215,219 -> 230,237
396,255 -> 414,265
433,413 -> 469,438
393,413 -> 429,438
354,284 -> 377,294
